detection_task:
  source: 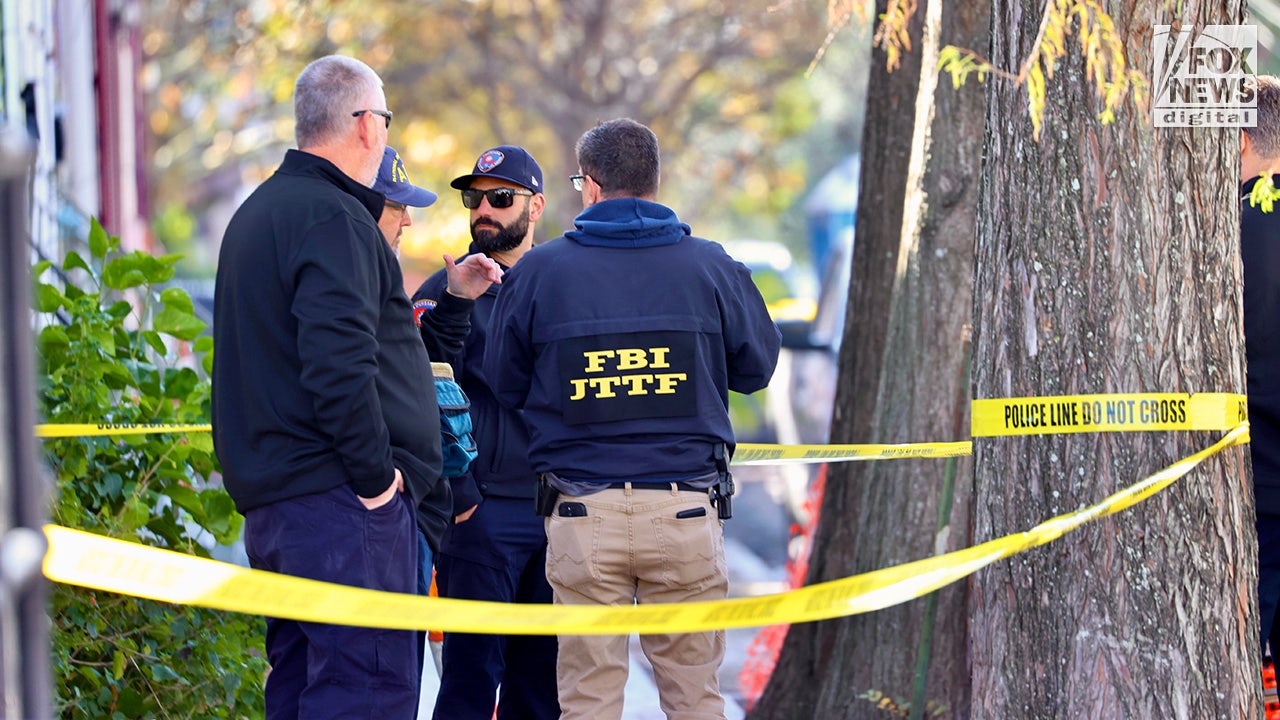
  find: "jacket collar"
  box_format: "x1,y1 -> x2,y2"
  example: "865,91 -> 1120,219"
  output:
279,149 -> 386,220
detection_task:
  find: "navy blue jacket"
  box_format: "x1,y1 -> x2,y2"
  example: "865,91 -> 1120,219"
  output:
483,198 -> 781,480
1243,176 -> 1280,514
413,246 -> 538,510
213,150 -> 450,545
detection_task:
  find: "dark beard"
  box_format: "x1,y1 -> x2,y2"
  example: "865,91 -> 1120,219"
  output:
471,206 -> 529,254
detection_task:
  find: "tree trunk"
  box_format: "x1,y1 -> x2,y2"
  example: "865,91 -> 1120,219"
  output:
970,2 -> 1255,718
748,0 -> 986,717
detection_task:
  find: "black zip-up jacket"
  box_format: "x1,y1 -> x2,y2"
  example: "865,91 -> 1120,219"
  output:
413,245 -> 538,510
1242,175 -> 1280,514
213,149 -> 450,545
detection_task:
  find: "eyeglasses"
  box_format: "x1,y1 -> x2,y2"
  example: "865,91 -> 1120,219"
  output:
384,199 -> 407,215
460,187 -> 533,209
352,109 -> 393,128
569,174 -> 589,192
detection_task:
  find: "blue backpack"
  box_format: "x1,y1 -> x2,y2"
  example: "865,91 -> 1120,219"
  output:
430,362 -> 478,477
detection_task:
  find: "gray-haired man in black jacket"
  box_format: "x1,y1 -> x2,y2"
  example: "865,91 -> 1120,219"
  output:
212,55 -> 443,720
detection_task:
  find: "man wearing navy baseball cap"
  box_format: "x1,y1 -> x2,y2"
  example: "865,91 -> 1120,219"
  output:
449,144 -> 542,193
373,146 -> 438,256
413,145 -> 559,720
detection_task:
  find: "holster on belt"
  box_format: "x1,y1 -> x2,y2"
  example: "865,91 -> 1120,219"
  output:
710,443 -> 734,520
535,473 -> 560,517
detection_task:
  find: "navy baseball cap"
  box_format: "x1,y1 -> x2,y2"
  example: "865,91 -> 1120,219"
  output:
373,147 -> 438,207
450,145 -> 543,193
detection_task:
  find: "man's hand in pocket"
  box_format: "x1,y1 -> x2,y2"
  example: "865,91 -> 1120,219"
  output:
359,468 -> 405,510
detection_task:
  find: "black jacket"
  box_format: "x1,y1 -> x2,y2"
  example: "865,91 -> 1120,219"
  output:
414,246 -> 538,509
213,149 -> 450,544
1242,175 -> 1280,514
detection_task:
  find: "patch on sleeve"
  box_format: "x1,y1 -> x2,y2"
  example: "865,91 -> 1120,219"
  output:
413,298 -> 437,327
557,331 -> 697,425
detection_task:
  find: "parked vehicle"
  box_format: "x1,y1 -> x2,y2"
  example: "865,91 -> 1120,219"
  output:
722,239 -> 816,322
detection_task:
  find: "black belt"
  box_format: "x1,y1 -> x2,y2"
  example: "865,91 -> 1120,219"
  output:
603,481 -> 706,492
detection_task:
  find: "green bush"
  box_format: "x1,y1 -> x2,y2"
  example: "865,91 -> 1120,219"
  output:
35,219 -> 265,718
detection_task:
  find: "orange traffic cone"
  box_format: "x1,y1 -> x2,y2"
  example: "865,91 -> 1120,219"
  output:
427,571 -> 444,677
1264,655 -> 1279,720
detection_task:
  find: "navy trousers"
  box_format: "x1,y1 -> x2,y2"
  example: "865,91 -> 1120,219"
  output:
1260,513 -> 1280,656
244,484 -> 420,720
431,496 -> 559,720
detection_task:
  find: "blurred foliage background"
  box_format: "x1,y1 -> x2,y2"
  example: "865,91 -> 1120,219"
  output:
138,0 -> 870,287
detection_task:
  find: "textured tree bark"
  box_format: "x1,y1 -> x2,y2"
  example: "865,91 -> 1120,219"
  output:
748,0 -> 986,717
970,2 -> 1255,719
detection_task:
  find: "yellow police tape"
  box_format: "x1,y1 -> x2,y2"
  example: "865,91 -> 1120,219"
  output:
971,392 -> 1247,437
35,422 -> 970,465
35,423 -> 213,438
39,391 -> 1248,457
41,423 -> 1249,636
734,441 -> 972,464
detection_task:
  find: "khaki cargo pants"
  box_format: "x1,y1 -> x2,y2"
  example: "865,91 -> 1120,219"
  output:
545,483 -> 728,720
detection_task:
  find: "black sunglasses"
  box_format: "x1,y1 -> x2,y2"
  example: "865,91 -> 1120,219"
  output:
460,187 -> 533,209
570,174 -> 588,192
352,109 -> 393,128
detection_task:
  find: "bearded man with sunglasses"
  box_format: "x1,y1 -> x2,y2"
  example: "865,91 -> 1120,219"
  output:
412,146 -> 560,720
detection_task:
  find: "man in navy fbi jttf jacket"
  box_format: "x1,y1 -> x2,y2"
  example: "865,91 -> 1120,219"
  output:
483,118 -> 780,720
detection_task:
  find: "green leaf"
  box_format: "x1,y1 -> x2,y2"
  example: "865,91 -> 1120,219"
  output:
101,362 -> 136,389
88,217 -> 111,258
159,287 -> 194,314
63,251 -> 91,274
188,432 -> 214,454
101,256 -> 148,290
1250,174 -> 1280,213
193,335 -> 213,353
38,325 -> 70,353
201,351 -> 214,376
166,484 -> 203,519
154,307 -> 207,341
149,664 -> 181,682
77,665 -> 103,689
121,496 -> 150,531
200,492 -> 238,538
96,473 -> 124,501
145,255 -> 181,285
34,283 -> 64,312
112,650 -> 126,680
91,328 -> 117,357
222,671 -> 243,705
103,251 -> 181,289
143,330 -> 169,356
107,300 -> 134,320
124,359 -> 161,396
31,260 -> 52,281
114,686 -> 147,716
164,368 -> 199,399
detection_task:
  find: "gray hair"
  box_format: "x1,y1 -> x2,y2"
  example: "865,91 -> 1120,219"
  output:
575,118 -> 660,199
1249,75 -> 1280,159
293,55 -> 383,149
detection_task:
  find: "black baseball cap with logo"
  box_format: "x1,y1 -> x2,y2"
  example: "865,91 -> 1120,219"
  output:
450,145 -> 543,193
